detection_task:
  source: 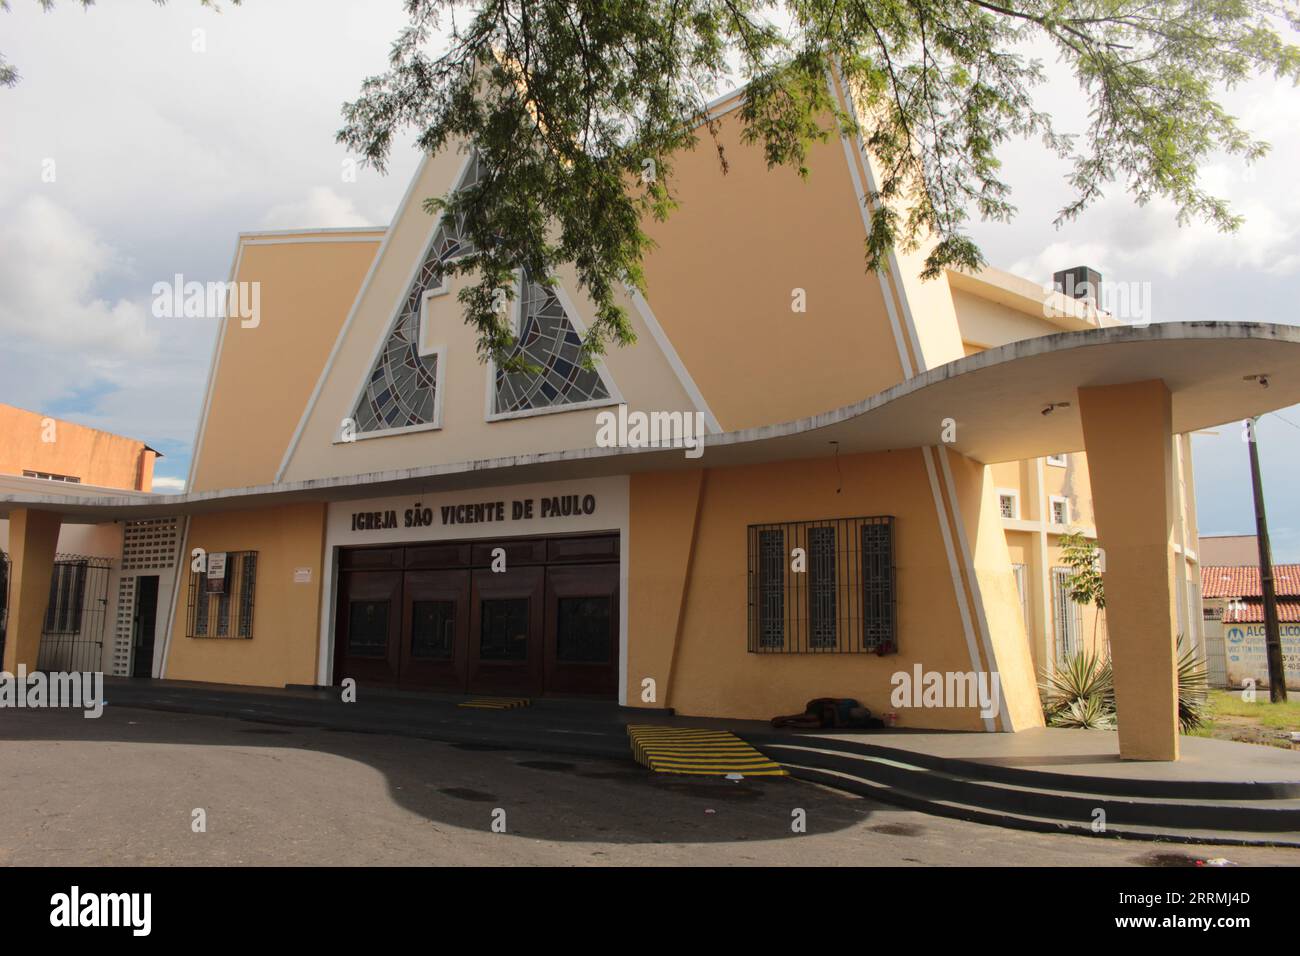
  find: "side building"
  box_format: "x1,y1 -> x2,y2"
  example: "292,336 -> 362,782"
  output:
0,404 -> 176,677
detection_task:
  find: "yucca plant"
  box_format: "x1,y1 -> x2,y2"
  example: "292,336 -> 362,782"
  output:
1040,648 -> 1115,729
1050,691 -> 1118,730
1042,644 -> 1210,733
1177,643 -> 1210,733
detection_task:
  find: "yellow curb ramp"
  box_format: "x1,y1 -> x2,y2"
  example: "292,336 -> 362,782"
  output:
627,725 -> 787,776
458,697 -> 531,710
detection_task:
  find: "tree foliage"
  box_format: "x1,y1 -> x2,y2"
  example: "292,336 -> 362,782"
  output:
1060,529 -> 1105,610
339,0 -> 1300,368
9,1 -> 1299,370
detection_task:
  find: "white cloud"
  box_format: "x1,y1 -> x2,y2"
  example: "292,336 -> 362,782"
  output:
259,186 -> 377,230
0,195 -> 156,353
150,476 -> 188,492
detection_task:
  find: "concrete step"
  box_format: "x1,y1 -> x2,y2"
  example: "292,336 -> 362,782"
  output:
744,730 -> 1300,799
784,763 -> 1300,849
760,741 -> 1300,831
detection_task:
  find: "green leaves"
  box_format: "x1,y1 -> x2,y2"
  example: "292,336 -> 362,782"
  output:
1040,645 -> 1211,732
16,1 -> 1291,368
1060,530 -> 1106,610
341,1 -> 1298,369
1041,647 -> 1116,728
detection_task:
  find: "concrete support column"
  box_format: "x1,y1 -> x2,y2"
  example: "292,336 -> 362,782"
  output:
2,508 -> 61,674
1077,380 -> 1180,761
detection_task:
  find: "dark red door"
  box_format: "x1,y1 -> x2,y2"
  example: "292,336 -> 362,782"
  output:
544,564 -> 619,697
468,566 -> 544,696
335,569 -> 403,686
399,569 -> 469,691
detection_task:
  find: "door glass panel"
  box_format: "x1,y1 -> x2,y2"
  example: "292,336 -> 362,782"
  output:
348,600 -> 390,657
479,598 -> 529,660
556,595 -> 612,663
411,599 -> 456,659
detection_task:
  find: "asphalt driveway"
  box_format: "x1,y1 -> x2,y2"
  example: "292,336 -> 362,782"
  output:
1,706 -> 1297,867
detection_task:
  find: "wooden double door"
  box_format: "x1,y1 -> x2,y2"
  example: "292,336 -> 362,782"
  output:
334,534 -> 619,698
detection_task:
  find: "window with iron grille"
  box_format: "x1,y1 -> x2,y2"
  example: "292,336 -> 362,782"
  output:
808,526 -> 838,649
757,529 -> 785,649
747,516 -> 896,654
44,560 -> 87,634
1051,566 -> 1082,662
186,551 -> 258,639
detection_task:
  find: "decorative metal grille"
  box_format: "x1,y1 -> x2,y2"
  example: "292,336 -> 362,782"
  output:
808,525 -> 837,649
187,551 -> 258,640
747,516 -> 896,654
37,555 -> 111,672
757,529 -> 785,649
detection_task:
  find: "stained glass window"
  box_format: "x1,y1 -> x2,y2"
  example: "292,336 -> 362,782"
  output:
351,154 -> 484,434
492,280 -> 611,415
351,150 -> 611,433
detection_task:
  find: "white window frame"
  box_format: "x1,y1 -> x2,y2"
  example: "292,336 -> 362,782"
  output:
1046,453 -> 1068,467
1049,495 -> 1070,527
997,489 -> 1020,520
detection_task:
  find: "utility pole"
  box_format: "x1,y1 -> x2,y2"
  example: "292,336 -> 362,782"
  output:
1247,416 -> 1288,703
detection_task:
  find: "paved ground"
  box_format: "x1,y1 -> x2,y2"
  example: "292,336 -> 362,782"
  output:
2,706 -> 1298,867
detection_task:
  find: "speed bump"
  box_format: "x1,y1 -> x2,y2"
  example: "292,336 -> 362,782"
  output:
627,725 -> 787,776
458,697 -> 531,710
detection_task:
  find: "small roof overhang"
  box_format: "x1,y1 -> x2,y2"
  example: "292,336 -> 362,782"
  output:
4,321 -> 1298,524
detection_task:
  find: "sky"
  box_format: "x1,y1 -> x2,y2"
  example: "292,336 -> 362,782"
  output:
1,1 -> 1297,558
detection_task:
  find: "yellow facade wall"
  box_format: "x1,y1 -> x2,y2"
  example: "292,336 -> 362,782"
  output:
0,403 -> 156,491
638,107 -> 909,429
163,503 -> 327,687
629,448 -> 1034,730
941,449 -> 1044,730
189,234 -> 382,493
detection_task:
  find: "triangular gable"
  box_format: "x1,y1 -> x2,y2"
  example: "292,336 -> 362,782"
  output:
351,155 -> 484,432
351,153 -> 611,433
275,141 -> 714,485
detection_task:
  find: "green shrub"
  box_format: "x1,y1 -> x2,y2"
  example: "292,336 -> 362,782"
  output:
1040,644 -> 1210,733
1040,648 -> 1115,729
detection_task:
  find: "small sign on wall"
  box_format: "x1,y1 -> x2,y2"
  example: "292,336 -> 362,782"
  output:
293,567 -> 312,584
205,551 -> 228,594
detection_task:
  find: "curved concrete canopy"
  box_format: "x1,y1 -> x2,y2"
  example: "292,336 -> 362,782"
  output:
5,321 -> 1299,522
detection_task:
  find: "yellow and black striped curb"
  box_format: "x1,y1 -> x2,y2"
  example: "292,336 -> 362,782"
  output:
627,725 -> 787,776
458,697 -> 531,710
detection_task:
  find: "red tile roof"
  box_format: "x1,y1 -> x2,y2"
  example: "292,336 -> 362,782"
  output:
1222,600 -> 1300,623
1201,564 -> 1300,598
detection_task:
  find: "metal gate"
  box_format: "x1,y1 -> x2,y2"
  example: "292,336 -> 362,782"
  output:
0,550 -> 8,665
36,556 -> 111,673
